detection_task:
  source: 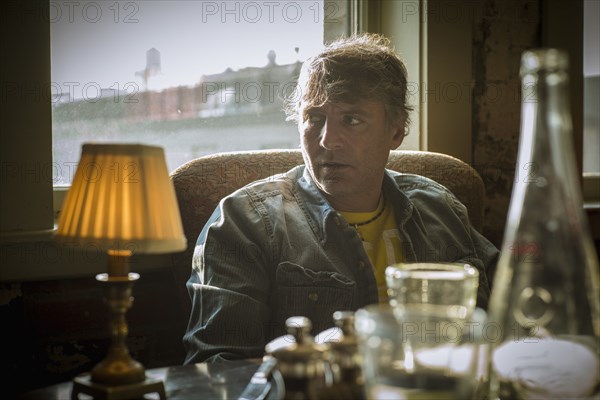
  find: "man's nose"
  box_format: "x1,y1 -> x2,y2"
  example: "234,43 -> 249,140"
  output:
319,118 -> 344,150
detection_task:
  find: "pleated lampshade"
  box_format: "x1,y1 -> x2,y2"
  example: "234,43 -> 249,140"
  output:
56,143 -> 186,254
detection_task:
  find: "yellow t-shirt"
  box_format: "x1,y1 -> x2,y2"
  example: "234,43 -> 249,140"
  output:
339,197 -> 403,302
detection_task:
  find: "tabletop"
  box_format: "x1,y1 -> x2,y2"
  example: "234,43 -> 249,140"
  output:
20,358 -> 278,400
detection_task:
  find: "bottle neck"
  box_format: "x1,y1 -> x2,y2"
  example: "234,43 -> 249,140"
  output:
518,68 -> 576,187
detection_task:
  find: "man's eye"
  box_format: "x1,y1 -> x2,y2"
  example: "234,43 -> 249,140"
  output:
306,113 -> 325,124
343,115 -> 362,126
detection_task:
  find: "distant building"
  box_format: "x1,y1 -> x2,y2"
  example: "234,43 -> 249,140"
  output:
51,49 -> 303,176
197,50 -> 301,118
53,50 -> 302,123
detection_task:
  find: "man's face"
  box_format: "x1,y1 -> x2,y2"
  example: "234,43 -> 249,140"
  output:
299,99 -> 405,211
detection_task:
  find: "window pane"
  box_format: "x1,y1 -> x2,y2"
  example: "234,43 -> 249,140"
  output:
51,0 -> 325,185
584,0 -> 599,174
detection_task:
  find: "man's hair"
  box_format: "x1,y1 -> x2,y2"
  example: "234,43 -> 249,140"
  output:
284,33 -> 413,134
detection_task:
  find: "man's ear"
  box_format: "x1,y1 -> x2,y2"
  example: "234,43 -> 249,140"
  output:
390,124 -> 405,150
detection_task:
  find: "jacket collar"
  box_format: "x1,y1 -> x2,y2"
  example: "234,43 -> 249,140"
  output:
294,166 -> 415,243
294,166 -> 336,243
382,169 -> 414,226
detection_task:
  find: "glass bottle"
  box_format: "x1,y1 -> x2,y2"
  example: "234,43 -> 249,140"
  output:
486,49 -> 600,399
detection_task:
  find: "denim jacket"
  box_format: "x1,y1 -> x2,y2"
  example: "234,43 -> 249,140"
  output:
183,166 -> 498,364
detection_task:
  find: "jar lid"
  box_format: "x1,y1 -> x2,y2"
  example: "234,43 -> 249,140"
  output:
270,316 -> 329,364
328,311 -> 358,350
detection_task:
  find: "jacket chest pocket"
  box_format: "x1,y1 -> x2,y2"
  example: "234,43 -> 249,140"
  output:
272,262 -> 356,335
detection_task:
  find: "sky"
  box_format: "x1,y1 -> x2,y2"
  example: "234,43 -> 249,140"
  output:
50,0 -> 325,98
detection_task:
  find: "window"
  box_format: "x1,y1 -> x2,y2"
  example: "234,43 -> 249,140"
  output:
584,0 -> 599,175
583,0 -> 599,204
51,0 -> 337,185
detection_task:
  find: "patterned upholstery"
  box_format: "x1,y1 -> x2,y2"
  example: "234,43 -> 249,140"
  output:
169,149 -> 485,315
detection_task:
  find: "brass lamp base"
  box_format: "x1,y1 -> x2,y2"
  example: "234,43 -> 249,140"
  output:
90,348 -> 146,385
72,262 -> 167,399
71,374 -> 166,400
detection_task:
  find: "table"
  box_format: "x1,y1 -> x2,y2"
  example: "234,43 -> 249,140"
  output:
20,359 -> 280,400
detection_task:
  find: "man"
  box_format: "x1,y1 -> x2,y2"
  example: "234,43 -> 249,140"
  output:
183,33 -> 498,364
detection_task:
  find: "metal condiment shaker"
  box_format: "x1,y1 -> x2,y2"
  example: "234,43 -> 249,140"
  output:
269,316 -> 333,400
323,311 -> 364,399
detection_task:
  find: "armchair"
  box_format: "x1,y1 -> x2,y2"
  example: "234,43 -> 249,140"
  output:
169,149 -> 486,317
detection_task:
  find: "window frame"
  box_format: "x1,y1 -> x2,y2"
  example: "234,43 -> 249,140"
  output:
360,0 -> 473,163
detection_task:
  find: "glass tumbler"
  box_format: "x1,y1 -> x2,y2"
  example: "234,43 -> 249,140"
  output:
385,262 -> 479,320
355,304 -> 484,400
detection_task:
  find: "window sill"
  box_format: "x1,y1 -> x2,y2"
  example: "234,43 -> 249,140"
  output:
583,173 -> 600,204
0,227 -> 57,243
0,232 -> 175,282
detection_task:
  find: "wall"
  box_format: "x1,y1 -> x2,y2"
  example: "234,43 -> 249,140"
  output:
472,0 -> 541,246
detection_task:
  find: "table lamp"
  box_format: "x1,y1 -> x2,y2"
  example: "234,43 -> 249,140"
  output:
55,143 -> 186,399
